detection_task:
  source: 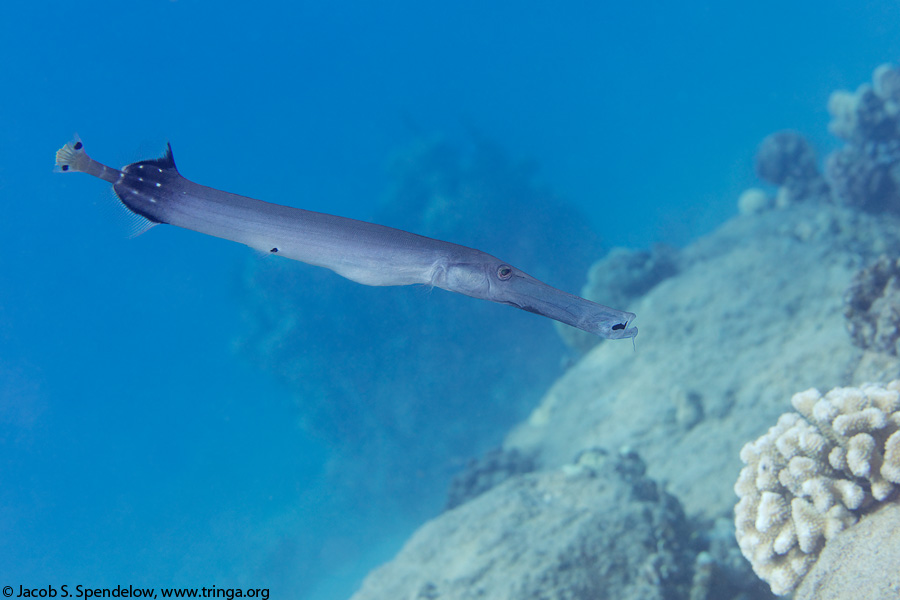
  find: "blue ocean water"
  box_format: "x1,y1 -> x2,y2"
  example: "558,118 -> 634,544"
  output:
1,1 -> 898,598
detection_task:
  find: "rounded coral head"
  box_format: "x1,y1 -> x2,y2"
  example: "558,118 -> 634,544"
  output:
734,380 -> 900,595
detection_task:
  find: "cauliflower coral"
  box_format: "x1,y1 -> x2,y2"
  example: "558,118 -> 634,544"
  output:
734,381 -> 900,595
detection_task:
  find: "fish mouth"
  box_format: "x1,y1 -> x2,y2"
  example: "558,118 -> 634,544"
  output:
606,320 -> 638,340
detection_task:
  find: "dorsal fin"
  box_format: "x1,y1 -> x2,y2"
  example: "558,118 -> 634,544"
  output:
133,143 -> 178,172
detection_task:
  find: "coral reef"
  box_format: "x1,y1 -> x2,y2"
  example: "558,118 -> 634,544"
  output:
827,65 -> 900,143
824,64 -> 900,213
444,447 -> 535,510
583,245 -> 680,316
351,449 -> 695,600
346,67 -> 900,600
507,202 -> 900,521
754,131 -> 829,207
734,381 -> 900,595
743,63 -> 900,214
755,131 -> 819,186
686,518 -> 776,600
844,254 -> 900,355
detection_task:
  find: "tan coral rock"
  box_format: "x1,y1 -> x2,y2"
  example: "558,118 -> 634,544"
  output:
794,503 -> 900,600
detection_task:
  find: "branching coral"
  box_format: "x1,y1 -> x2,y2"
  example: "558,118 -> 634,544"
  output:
734,381 -> 900,595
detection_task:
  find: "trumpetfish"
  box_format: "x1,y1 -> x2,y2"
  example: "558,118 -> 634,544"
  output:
55,136 -> 637,340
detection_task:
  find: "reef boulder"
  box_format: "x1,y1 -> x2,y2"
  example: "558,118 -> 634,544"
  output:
793,502 -> 900,600
350,449 -> 695,600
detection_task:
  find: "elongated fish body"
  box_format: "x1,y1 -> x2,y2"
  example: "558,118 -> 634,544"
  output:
55,137 -> 637,340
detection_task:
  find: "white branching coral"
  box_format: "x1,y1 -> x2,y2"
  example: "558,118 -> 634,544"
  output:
734,380 -> 900,595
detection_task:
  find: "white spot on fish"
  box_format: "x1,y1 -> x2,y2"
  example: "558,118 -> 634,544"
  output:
155,182 -> 161,187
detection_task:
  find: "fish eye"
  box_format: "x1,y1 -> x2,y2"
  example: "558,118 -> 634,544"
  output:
497,265 -> 512,280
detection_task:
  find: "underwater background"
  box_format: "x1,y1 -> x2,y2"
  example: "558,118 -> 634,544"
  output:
3,1 -> 900,598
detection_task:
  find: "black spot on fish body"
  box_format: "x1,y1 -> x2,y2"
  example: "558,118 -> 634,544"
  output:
612,323 -> 626,331
61,164 -> 69,171
73,141 -> 83,150
270,248 -> 279,253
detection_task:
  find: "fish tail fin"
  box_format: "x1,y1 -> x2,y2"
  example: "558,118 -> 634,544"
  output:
55,135 -> 121,183
54,134 -> 90,173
